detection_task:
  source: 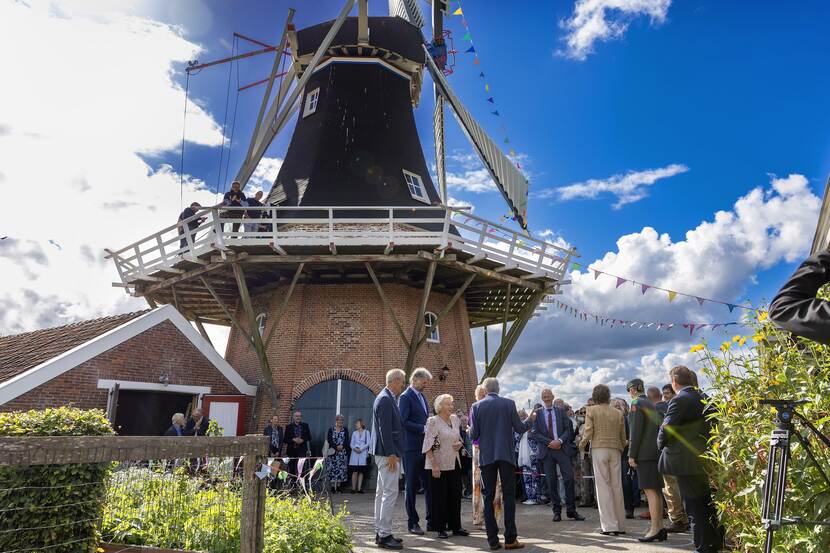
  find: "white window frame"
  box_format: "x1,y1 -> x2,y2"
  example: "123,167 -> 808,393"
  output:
424,311 -> 440,343
256,312 -> 267,338
303,87 -> 320,118
403,169 -> 429,204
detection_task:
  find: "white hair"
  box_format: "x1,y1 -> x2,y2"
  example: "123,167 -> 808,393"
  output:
410,367 -> 433,384
434,393 -> 453,414
172,413 -> 185,424
386,368 -> 406,385
482,377 -> 499,394
474,384 -> 486,400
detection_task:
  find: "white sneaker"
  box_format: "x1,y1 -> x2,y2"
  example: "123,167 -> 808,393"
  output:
523,499 -> 536,505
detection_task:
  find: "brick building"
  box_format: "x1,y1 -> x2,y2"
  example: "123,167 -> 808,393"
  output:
0,305 -> 256,436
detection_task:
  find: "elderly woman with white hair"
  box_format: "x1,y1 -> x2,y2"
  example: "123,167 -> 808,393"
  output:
422,393 -> 470,540
164,413 -> 185,436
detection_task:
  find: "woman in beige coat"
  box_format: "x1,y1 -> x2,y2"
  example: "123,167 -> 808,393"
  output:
580,384 -> 628,535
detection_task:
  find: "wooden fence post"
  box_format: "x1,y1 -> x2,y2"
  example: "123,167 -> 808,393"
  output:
241,445 -> 267,553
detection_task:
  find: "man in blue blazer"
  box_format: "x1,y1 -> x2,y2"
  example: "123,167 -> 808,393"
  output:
530,388 -> 585,522
658,366 -> 723,553
371,369 -> 406,550
398,367 -> 433,534
471,377 -> 536,550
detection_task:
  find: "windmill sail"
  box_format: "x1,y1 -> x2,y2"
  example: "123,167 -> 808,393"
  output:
388,0 -> 425,28
423,46 -> 529,229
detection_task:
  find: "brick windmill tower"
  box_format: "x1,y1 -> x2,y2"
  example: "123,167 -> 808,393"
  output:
109,0 -> 576,448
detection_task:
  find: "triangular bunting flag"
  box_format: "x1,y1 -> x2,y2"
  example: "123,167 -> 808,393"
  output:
462,18 -> 468,28
641,284 -> 651,295
695,297 -> 705,306
453,7 -> 463,15
593,270 -> 601,280
479,72 -> 485,78
463,32 -> 472,41
487,97 -> 494,103
485,84 -> 490,91
668,291 -> 678,302
465,46 -> 476,53
615,277 -> 627,288
509,148 -> 516,156
656,323 -> 663,330
698,324 -> 708,330
504,137 -> 510,144
666,324 -> 675,330
571,262 -> 582,271
491,110 -> 499,116
681,324 -> 689,329
727,304 -> 737,312
473,57 -> 480,65
688,324 -> 696,335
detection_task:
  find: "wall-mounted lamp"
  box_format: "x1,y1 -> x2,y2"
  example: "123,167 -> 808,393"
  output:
159,373 -> 170,386
438,365 -> 450,381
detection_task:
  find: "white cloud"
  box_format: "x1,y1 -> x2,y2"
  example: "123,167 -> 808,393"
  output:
0,1 -> 223,332
248,157 -> 284,194
559,0 -> 672,61
491,173 -> 820,406
447,196 -> 475,212
538,163 -> 688,208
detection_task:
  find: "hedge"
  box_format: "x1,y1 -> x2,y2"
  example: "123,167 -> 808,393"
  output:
0,407 -> 115,553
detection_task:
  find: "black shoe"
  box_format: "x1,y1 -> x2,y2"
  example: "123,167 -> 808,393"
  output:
552,513 -> 562,522
378,535 -> 403,550
426,525 -> 436,532
453,528 -> 470,536
638,528 -> 668,543
600,531 -> 615,536
613,531 -> 626,535
489,542 -> 503,551
408,524 -> 424,535
376,534 -> 403,545
350,489 -> 355,494
358,490 -> 365,494
567,511 -> 586,521
625,510 -> 635,519
665,522 -> 689,533
437,530 -> 449,539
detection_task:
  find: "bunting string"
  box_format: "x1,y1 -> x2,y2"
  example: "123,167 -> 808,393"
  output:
547,299 -> 743,336
567,263 -> 756,313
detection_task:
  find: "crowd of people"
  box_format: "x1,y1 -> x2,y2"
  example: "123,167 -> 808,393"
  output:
370,365 -> 723,552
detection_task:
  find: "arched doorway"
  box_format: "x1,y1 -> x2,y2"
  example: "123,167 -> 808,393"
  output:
293,378 -> 376,457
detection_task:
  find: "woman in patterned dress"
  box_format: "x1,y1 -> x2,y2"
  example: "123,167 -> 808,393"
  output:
471,385 -> 503,528
520,407 -> 542,504
326,414 -> 349,493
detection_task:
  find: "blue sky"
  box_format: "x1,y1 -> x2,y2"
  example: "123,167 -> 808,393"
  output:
2,0 -> 828,406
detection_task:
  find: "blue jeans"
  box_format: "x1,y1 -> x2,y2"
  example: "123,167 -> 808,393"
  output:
403,450 -> 431,529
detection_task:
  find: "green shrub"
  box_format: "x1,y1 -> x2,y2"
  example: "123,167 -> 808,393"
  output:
0,407 -> 115,553
263,495 -> 351,553
697,310 -> 830,552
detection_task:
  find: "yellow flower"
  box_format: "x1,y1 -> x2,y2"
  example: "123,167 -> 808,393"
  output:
720,341 -> 732,352
752,333 -> 764,342
738,337 -> 747,346
690,344 -> 705,353
758,311 -> 769,322
732,335 -> 742,343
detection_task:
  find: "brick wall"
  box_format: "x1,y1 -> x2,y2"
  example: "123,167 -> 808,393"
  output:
225,283 -> 480,431
2,320 -> 243,412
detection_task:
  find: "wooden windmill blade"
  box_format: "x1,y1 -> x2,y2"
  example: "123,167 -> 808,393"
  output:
423,45 -> 529,229
388,0 -> 426,28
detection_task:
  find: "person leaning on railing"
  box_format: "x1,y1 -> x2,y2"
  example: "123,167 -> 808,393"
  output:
770,250 -> 830,344
177,202 -> 203,249
222,180 -> 247,234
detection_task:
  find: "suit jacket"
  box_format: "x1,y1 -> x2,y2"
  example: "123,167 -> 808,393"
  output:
283,422 -> 312,456
658,386 -> 711,476
399,386 -> 430,453
530,405 -> 574,459
470,393 -> 531,466
628,395 -> 662,462
184,416 -> 209,436
371,387 -> 404,458
264,424 -> 283,456
769,251 -> 830,345
164,425 -> 182,437
579,404 -> 626,452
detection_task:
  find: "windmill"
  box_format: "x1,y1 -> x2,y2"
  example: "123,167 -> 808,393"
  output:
107,0 -> 574,437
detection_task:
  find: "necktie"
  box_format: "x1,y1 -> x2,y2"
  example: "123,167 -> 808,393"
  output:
548,409 -> 554,439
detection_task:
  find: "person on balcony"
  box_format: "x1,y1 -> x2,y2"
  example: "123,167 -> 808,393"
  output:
245,190 -> 266,234
177,202 -> 203,249
222,181 -> 246,234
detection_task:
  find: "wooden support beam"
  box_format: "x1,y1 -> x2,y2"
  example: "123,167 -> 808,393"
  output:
366,263 -> 410,349
145,295 -> 158,309
481,291 -> 544,380
201,277 -> 254,348
171,285 -> 181,311
217,254 -> 425,264
502,284 -> 511,349
404,261 -> 436,376
232,263 -> 278,408
437,258 -> 543,291
484,325 -> 489,366
141,256 -> 241,295
415,273 -> 475,349
194,319 -> 213,346
263,263 -> 305,349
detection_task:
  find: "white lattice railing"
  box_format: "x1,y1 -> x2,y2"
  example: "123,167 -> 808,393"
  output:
106,205 -> 576,286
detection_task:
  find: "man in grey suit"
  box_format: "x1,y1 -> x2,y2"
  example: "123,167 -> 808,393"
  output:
530,388 -> 586,522
471,377 -> 535,550
371,369 -> 406,550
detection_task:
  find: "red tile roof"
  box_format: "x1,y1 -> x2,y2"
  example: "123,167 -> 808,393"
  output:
0,311 -> 149,383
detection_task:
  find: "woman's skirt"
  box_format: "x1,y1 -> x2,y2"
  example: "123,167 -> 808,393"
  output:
472,444 -> 503,528
636,460 -> 661,490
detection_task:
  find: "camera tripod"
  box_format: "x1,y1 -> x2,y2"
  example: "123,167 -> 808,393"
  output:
760,399 -> 830,553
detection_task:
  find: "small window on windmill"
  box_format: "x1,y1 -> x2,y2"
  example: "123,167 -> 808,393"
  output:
256,312 -> 267,337
303,88 -> 320,118
424,311 -> 440,343
403,170 -> 429,204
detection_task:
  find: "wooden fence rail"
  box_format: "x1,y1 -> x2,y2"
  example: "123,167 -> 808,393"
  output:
0,435 -> 269,553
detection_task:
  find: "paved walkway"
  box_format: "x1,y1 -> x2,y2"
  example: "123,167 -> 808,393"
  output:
336,493 -> 694,552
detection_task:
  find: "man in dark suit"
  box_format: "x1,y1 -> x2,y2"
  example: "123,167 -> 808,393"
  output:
530,388 -> 585,523
658,365 -> 723,553
769,250 -> 830,344
471,377 -> 535,550
283,410 -> 312,482
184,407 -> 210,436
398,367 -> 433,535
371,369 -> 406,550
263,415 -> 283,457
